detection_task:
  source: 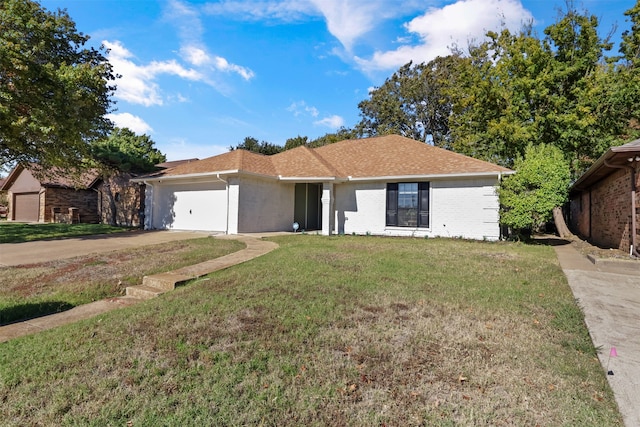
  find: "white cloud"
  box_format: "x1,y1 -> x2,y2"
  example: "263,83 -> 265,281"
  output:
308,0 -> 387,51
287,101 -> 319,118
202,0 -> 317,21
104,40 -> 203,106
167,0 -> 255,81
200,0 -> 425,53
356,0 -> 533,72
106,112 -> 153,134
314,115 -> 344,128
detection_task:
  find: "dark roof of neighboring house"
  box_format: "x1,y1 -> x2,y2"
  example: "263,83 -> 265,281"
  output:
571,139 -> 640,192
141,135 -> 512,182
0,164 -> 100,191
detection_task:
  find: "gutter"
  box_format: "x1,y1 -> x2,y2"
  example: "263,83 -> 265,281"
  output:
344,171 -> 512,182
604,158 -> 640,258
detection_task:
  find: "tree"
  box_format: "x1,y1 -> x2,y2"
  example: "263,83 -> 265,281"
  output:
449,26 -> 549,166
284,135 -> 308,151
357,57 -> 459,147
91,128 -> 165,225
0,0 -> 116,172
497,144 -> 571,240
308,127 -> 357,148
229,136 -> 282,155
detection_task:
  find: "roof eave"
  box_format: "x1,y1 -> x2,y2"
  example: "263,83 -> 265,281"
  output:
571,147 -> 640,192
133,169 -> 280,183
345,171 -> 513,182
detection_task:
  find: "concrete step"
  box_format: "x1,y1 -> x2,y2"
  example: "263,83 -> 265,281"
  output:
142,272 -> 194,291
126,285 -> 165,300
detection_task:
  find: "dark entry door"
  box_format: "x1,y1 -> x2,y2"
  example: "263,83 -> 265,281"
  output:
294,183 -> 322,231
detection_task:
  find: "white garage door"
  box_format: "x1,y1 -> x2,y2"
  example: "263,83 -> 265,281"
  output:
152,182 -> 227,231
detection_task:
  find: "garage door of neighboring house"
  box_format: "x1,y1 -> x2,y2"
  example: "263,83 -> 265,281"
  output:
152,182 -> 227,231
14,193 -> 40,222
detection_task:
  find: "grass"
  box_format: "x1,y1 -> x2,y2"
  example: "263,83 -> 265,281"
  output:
0,222 -> 131,243
0,237 -> 245,325
0,235 -> 622,426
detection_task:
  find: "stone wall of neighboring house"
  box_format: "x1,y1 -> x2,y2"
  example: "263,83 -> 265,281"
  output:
97,175 -> 144,227
41,187 -> 100,223
570,164 -> 640,252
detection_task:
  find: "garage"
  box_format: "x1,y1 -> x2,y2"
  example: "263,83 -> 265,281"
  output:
152,181 -> 227,231
13,193 -> 40,222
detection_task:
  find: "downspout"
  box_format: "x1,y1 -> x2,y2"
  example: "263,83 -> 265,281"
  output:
216,173 -> 229,234
604,159 -> 640,258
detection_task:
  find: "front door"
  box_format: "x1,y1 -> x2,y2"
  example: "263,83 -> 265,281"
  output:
294,183 -> 322,231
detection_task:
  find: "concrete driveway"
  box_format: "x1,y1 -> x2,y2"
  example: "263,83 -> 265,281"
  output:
0,230 -> 211,267
554,241 -> 640,427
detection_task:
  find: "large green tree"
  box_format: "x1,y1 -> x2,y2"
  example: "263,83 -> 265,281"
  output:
0,0 -> 116,172
91,128 -> 165,225
357,56 -> 460,147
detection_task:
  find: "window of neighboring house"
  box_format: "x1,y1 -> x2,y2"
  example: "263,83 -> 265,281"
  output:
386,182 -> 430,227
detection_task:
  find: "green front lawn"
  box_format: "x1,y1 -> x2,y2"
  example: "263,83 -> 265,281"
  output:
0,222 -> 130,243
0,236 -> 622,426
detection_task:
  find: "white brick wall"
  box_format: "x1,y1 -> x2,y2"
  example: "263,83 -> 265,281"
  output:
333,178 -> 501,240
237,176 -> 294,233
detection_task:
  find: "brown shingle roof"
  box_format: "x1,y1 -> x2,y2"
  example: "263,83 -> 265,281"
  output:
314,135 -> 511,178
1,164 -> 100,190
158,150 -> 276,177
147,135 -> 511,180
272,146 -> 338,177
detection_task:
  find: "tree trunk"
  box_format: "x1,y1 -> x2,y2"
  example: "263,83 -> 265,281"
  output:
553,206 -> 573,238
103,176 -> 117,226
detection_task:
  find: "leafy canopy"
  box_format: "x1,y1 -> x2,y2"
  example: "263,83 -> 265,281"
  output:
91,128 -> 166,174
0,0 -> 116,171
498,144 -> 571,237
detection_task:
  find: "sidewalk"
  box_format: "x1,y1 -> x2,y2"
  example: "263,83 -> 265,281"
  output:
0,234 -> 278,343
553,241 -> 640,427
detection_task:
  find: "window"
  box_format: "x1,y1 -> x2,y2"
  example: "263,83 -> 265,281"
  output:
386,182 -> 429,227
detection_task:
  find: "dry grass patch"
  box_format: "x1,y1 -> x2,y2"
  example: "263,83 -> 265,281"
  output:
0,237 -> 244,324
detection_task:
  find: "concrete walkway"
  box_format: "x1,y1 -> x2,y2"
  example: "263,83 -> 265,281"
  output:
553,241 -> 640,427
0,234 -> 279,343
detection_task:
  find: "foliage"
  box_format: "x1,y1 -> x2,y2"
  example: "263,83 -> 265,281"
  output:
308,127 -> 357,147
90,128 -> 165,226
498,144 -> 571,239
354,2 -> 640,178
229,136 -> 283,155
90,128 -> 166,174
357,57 -> 459,147
0,0 -> 116,171
283,135 -> 308,150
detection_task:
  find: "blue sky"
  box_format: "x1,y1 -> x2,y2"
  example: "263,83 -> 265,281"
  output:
40,0 -> 634,161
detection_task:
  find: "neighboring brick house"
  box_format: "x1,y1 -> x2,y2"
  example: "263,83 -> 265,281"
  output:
0,164 -> 100,223
569,139 -> 640,255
